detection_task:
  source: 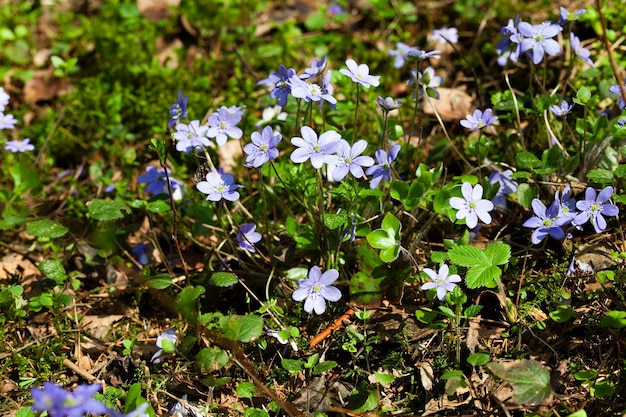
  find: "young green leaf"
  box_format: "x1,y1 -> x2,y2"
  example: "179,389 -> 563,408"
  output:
26,219 -> 68,239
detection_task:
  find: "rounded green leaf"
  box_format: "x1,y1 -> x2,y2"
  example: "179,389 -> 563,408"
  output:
27,219 -> 68,239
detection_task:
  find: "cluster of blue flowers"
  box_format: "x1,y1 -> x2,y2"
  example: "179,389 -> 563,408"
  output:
1,87 -> 34,153
522,186 -> 619,244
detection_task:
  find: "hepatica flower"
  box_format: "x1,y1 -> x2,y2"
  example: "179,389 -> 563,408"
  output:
244,125 -> 281,167
290,126 -> 341,169
328,139 -> 374,181
518,21 -> 562,64
460,108 -> 498,131
421,264 -> 462,301
408,66 -> 443,100
388,42 -> 420,68
340,58 -> 380,89
573,186 -> 619,233
237,223 -> 262,252
522,198 -> 570,244
289,75 -> 337,108
0,87 -> 9,110
207,106 -> 244,146
5,138 -> 35,153
609,84 -> 626,110
31,382 -> 110,417
173,119 -> 210,153
365,144 -> 401,189
196,170 -> 242,202
432,27 -> 459,44
550,100 -> 574,117
138,166 -> 185,200
496,17 -> 522,65
258,65 -> 296,107
488,169 -> 518,208
570,33 -> 594,67
376,96 -> 402,111
0,112 -> 17,130
300,55 -> 326,80
449,183 -> 494,229
151,329 -> 178,364
292,265 -> 342,315
168,90 -> 188,129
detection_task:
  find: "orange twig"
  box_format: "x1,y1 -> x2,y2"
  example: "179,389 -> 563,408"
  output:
309,308 -> 354,349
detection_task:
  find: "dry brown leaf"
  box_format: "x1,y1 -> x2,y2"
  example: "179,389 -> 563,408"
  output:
422,87 -> 473,121
82,315 -> 125,340
23,69 -> 72,104
137,0 -> 180,21
0,253 -> 40,280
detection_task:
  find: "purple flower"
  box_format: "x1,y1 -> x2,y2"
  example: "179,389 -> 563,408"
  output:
340,59 -> 380,89
196,170 -> 242,202
207,107 -> 244,146
31,382 -> 110,417
460,108 -> 498,130
518,21 -> 562,64
258,65 -> 296,107
244,125 -> 282,168
559,7 -> 586,25
388,42 -> 420,68
570,33 -> 593,67
168,91 -> 188,129
224,104 -> 246,122
172,120 -> 210,153
449,183 -> 494,229
522,198 -> 570,244
328,139 -> 375,181
609,84 -> 626,110
573,186 -> 619,233
406,48 -> 441,62
289,75 -> 337,108
365,144 -> 400,189
292,265 -> 342,315
4,138 -> 34,153
319,71 -> 337,110
489,169 -> 518,208
290,126 -> 341,169
328,2 -> 346,15
132,244 -> 150,266
376,96 -> 402,111
0,112 -> 17,129
151,329 -> 178,364
0,87 -> 9,111
300,56 -> 326,80
556,185 -> 578,221
408,66 -> 443,100
496,17 -> 522,65
421,264 -> 461,301
137,166 -> 185,200
237,223 -> 262,252
432,27 -> 459,44
567,257 -> 593,276
550,100 -> 574,117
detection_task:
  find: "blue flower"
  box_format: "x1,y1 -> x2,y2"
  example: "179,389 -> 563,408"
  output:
292,266 -> 342,315
488,169 -> 518,208
522,198 -> 570,244
609,83 -> 626,110
460,108 -> 498,130
172,120 -> 210,153
408,66 -> 443,100
549,100 -> 574,117
137,166 -> 185,200
258,65 -> 296,107
559,7 -> 586,25
496,17 -> 522,65
376,96 -> 402,111
31,382 -> 110,417
300,56 -> 327,80
0,112 -> 17,130
4,138 -> 34,153
132,244 -> 150,266
207,106 -> 244,146
168,91 -> 188,129
340,59 -> 380,89
388,42 -> 420,69
290,126 -> 341,169
573,186 -> 619,233
328,139 -> 374,181
196,170 -> 242,202
518,21 -> 562,64
449,183 -> 494,229
570,33 -> 593,67
244,125 -> 282,167
151,329 -> 178,364
406,48 -> 441,62
289,75 -> 337,108
237,223 -> 262,252
421,264 -> 462,301
0,87 -> 9,111
365,144 -> 400,189
432,27 -> 459,44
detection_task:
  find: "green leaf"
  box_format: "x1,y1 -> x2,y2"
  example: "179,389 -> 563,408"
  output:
210,272 -> 238,287
487,359 -> 552,405
313,361 -> 337,375
516,183 -> 536,209
220,314 -> 263,342
586,169 -> 614,186
574,86 -> 591,105
323,212 -> 348,230
236,381 -> 256,398
467,352 -> 490,366
381,212 -> 401,237
483,242 -> 511,266
390,181 -> 408,202
87,199 -> 131,221
515,151 -> 542,170
281,358 -> 304,375
566,410 -> 587,417
176,285 -> 205,324
346,384 -> 378,412
379,246 -> 400,263
615,164 -> 626,179
374,371 -> 395,386
448,245 -> 488,267
146,199 -> 171,213
147,273 -> 172,289
466,264 -> 501,288
27,219 -> 68,239
38,260 -> 67,284
549,305 -> 575,323
600,310 -> 626,328
196,347 -> 229,372
366,229 -> 395,249
160,338 -> 176,354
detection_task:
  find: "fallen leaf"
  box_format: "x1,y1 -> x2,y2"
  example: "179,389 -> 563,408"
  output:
422,87 -> 473,121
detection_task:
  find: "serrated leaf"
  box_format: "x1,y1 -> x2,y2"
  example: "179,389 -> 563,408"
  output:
38,260 -> 67,284
147,273 -> 172,289
487,359 -> 552,405
466,265 -> 501,288
448,245 -> 488,267
27,219 -> 68,239
87,199 -> 131,221
484,242 -> 511,266
210,272 -> 238,287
